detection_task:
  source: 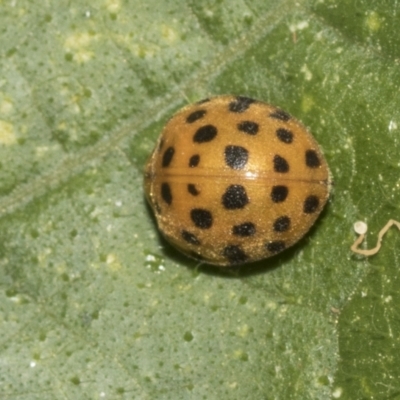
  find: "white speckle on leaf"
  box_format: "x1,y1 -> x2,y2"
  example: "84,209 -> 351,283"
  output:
161,25 -> 178,43
146,254 -> 156,262
90,207 -> 102,219
64,33 -> 97,63
10,295 -> 21,303
266,301 -> 278,310
365,11 -> 382,32
35,146 -> 53,158
65,33 -> 92,49
332,387 -> 342,398
301,64 -> 312,81
238,324 -> 249,337
0,120 -> 16,145
115,200 -> 122,207
0,99 -> 13,115
106,254 -> 115,264
228,381 -> 238,389
30,361 -> 36,368
106,253 -> 122,270
388,120 -> 397,131
297,21 -> 309,30
384,295 -> 392,303
289,20 -> 309,32
106,0 -> 120,13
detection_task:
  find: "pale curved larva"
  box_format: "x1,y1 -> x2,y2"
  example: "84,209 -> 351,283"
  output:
351,219 -> 400,256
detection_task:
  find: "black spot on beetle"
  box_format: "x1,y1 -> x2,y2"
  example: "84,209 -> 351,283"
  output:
181,230 -> 200,245
266,241 -> 286,253
305,149 -> 321,168
273,216 -> 291,232
271,186 -> 289,203
187,184 -> 200,196
270,109 -> 291,121
223,245 -> 248,264
224,146 -> 249,170
189,154 -> 200,167
237,121 -> 259,135
161,183 -> 172,205
222,185 -> 249,209
276,128 -> 293,144
273,155 -> 289,173
232,222 -> 256,237
186,110 -> 206,123
229,96 -> 256,113
304,195 -> 319,214
193,125 -> 217,143
190,208 -> 213,229
162,147 -> 175,167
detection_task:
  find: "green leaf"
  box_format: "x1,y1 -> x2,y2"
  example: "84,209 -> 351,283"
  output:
0,0 -> 399,398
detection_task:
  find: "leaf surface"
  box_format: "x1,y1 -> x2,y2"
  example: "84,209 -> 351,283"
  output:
0,0 -> 399,399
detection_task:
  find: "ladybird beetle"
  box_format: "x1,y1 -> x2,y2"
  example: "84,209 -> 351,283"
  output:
144,95 -> 331,266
